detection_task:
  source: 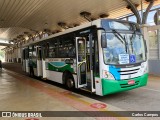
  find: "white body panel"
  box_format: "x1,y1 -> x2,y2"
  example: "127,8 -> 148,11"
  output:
33,68 -> 38,76
46,70 -> 63,84
73,74 -> 78,88
42,59 -> 47,78
26,59 -> 29,73
95,77 -> 103,96
37,60 -> 43,76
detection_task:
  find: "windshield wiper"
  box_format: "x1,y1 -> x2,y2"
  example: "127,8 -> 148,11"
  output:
129,36 -> 134,53
130,31 -> 137,53
112,29 -> 128,53
112,32 -> 124,44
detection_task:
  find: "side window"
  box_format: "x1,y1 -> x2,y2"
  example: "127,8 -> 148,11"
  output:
42,35 -> 76,58
58,38 -> 68,58
25,48 -> 29,59
45,43 -> 49,58
29,46 -> 33,58
49,42 -> 54,58
48,39 -> 58,58
68,38 -> 75,57
37,47 -> 42,59
42,45 -> 46,59
23,49 -> 25,59
32,46 -> 37,58
58,35 -> 75,58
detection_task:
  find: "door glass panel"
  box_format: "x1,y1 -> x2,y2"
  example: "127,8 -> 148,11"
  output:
77,38 -> 87,85
38,48 -> 42,59
78,39 -> 86,62
79,62 -> 86,85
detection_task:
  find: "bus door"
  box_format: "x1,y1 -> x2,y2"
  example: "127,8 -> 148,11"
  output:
76,37 -> 87,88
37,47 -> 43,76
76,36 -> 95,92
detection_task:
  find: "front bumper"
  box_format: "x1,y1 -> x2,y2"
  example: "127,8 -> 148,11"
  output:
102,73 -> 148,95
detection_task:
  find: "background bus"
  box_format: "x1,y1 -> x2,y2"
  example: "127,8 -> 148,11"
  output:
22,19 -> 148,96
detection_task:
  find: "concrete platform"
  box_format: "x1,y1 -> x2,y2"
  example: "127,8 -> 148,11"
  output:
0,68 -> 129,120
0,63 -> 160,120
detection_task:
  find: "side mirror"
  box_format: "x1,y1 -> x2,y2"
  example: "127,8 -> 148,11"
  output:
101,33 -> 107,48
96,27 -> 107,48
144,39 -> 148,53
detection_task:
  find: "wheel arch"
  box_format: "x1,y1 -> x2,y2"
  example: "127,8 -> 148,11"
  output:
62,70 -> 75,85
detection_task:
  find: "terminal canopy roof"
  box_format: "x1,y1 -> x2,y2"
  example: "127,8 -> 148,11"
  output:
0,0 -> 160,42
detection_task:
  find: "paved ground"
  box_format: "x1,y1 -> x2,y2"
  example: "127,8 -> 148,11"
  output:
0,63 -> 130,120
1,62 -> 160,120
2,62 -> 160,111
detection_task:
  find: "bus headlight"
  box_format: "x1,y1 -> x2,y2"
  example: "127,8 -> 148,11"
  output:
103,70 -> 115,80
141,63 -> 144,68
143,66 -> 148,74
141,62 -> 148,74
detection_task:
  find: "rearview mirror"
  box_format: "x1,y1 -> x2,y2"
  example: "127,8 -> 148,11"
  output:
96,27 -> 107,48
144,39 -> 148,53
101,33 -> 107,48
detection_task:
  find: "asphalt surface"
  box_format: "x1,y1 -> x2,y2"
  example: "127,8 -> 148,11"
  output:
2,62 -> 160,111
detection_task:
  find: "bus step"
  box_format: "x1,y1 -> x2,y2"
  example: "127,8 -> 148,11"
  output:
42,77 -> 47,80
80,88 -> 92,93
81,87 -> 92,93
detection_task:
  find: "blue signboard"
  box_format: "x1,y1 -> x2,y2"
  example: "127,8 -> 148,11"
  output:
130,55 -> 136,63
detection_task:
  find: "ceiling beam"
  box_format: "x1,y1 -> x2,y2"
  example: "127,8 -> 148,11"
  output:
142,0 -> 155,24
0,43 -> 13,46
125,0 -> 141,24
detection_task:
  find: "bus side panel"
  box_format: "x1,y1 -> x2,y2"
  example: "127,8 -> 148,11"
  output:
37,60 -> 42,76
22,60 -> 26,71
33,68 -> 38,76
95,77 -> 103,96
42,60 -> 47,78
26,59 -> 29,73
46,70 -> 63,84
73,74 -> 78,88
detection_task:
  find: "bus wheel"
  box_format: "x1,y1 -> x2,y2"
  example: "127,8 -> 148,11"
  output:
65,76 -> 75,89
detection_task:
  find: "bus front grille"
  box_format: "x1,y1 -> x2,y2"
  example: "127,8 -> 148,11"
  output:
120,81 -> 139,88
118,68 -> 140,75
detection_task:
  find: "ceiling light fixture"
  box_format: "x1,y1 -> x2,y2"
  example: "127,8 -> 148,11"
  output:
80,11 -> 91,22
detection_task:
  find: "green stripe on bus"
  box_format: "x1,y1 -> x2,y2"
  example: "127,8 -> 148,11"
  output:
48,62 -> 74,73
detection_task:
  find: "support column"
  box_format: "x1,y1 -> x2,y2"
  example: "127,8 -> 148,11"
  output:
125,0 -> 155,25
125,0 -> 141,24
157,10 -> 160,60
157,29 -> 160,60
142,0 -> 154,24
141,25 -> 149,72
141,25 -> 149,59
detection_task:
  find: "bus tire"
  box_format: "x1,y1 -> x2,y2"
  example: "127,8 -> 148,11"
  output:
64,72 -> 75,89
66,77 -> 74,89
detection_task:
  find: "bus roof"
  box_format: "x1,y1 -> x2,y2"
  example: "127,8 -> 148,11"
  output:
23,18 -> 140,47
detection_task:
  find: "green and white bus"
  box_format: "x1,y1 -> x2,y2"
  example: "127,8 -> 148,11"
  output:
22,19 -> 148,96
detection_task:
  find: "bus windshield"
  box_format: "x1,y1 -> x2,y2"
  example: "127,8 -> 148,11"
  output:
103,32 -> 146,65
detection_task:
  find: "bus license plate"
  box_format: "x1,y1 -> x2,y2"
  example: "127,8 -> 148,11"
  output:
128,80 -> 135,85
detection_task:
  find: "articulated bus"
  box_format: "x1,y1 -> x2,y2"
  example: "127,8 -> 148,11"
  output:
22,19 -> 148,96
